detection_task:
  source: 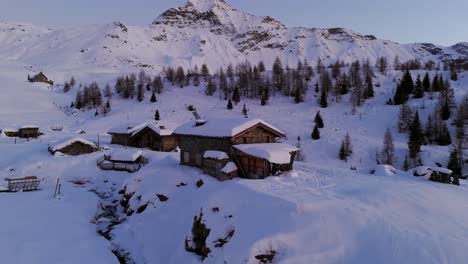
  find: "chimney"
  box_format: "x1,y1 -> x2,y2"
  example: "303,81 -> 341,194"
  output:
192,111 -> 207,126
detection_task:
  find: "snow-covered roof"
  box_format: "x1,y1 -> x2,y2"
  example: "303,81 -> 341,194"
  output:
2,128 -> 18,133
109,122 -> 176,137
20,125 -> 39,129
221,162 -> 237,173
50,137 -> 97,152
203,150 -> 229,160
108,123 -> 139,134
174,117 -> 284,138
109,149 -> 143,162
130,122 -> 177,137
431,167 -> 453,175
233,143 -> 299,164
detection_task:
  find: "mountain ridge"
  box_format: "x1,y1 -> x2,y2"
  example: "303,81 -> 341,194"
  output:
0,0 -> 466,72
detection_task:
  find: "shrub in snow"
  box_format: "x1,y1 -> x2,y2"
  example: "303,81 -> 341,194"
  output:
214,229 -> 235,248
156,194 -> 169,202
185,210 -> 211,260
176,182 -> 187,187
196,179 -> 204,188
255,250 -> 277,264
136,203 -> 148,214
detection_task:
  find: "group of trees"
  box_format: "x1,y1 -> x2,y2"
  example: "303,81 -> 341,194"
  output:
392,70 -> 454,111
74,82 -> 103,111
114,70 -> 164,102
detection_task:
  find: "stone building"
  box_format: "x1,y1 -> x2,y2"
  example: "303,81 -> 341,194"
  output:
174,117 -> 298,180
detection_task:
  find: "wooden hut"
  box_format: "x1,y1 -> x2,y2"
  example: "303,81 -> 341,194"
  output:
174,117 -> 298,180
97,149 -> 148,173
28,72 -> 54,85
49,137 -> 98,156
1,126 -> 40,138
18,126 -> 40,138
108,122 -> 177,152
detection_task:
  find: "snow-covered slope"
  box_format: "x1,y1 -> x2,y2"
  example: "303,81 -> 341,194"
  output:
0,0 -> 466,72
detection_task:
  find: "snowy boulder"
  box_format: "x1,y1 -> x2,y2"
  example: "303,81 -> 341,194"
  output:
370,165 -> 400,176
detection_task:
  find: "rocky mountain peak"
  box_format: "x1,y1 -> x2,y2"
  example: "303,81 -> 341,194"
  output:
186,0 -> 231,13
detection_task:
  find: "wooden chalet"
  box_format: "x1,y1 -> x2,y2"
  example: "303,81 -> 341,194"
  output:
108,122 -> 177,152
28,72 -> 54,85
49,137 -> 98,156
174,117 -> 298,180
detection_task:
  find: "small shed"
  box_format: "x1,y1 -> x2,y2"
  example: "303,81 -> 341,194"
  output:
233,143 -> 298,179
429,167 -> 453,184
1,126 -> 40,138
19,126 -> 40,138
28,72 -> 54,85
97,149 -> 148,173
49,137 -> 98,156
202,150 -> 237,180
2,128 -> 19,137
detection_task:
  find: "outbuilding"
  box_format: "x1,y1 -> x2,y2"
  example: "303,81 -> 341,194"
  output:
49,137 -> 98,156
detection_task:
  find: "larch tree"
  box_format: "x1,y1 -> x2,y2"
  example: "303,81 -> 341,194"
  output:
408,111 -> 423,159
381,128 -> 395,165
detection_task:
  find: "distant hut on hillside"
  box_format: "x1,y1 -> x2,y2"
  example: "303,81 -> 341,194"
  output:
28,72 -> 54,85
108,122 -> 178,152
2,125 -> 40,139
49,137 -> 98,156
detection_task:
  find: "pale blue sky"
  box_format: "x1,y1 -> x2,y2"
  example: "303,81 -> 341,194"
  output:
0,0 -> 466,46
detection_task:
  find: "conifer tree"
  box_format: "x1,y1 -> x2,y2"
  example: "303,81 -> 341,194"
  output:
311,125 -> 320,140
314,111 -> 324,128
104,84 -> 112,98
447,145 -> 462,177
226,99 -> 233,110
381,128 -> 395,165
205,78 -> 216,96
154,109 -> 160,121
422,72 -> 431,92
63,82 -> 71,93
339,141 -> 347,161
137,82 -> 145,102
70,76 -> 76,87
150,91 -> 157,103
242,103 -> 248,116
413,74 -> 424,99
432,74 -> 440,92
403,155 -> 410,171
408,111 -> 423,159
319,89 -> 328,108
398,103 -> 413,133
363,74 -> 374,99
232,87 -> 240,104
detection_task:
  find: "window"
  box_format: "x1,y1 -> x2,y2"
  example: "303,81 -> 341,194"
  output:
184,152 -> 190,163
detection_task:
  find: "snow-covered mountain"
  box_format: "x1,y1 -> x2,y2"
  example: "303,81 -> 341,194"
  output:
0,0 -> 466,72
